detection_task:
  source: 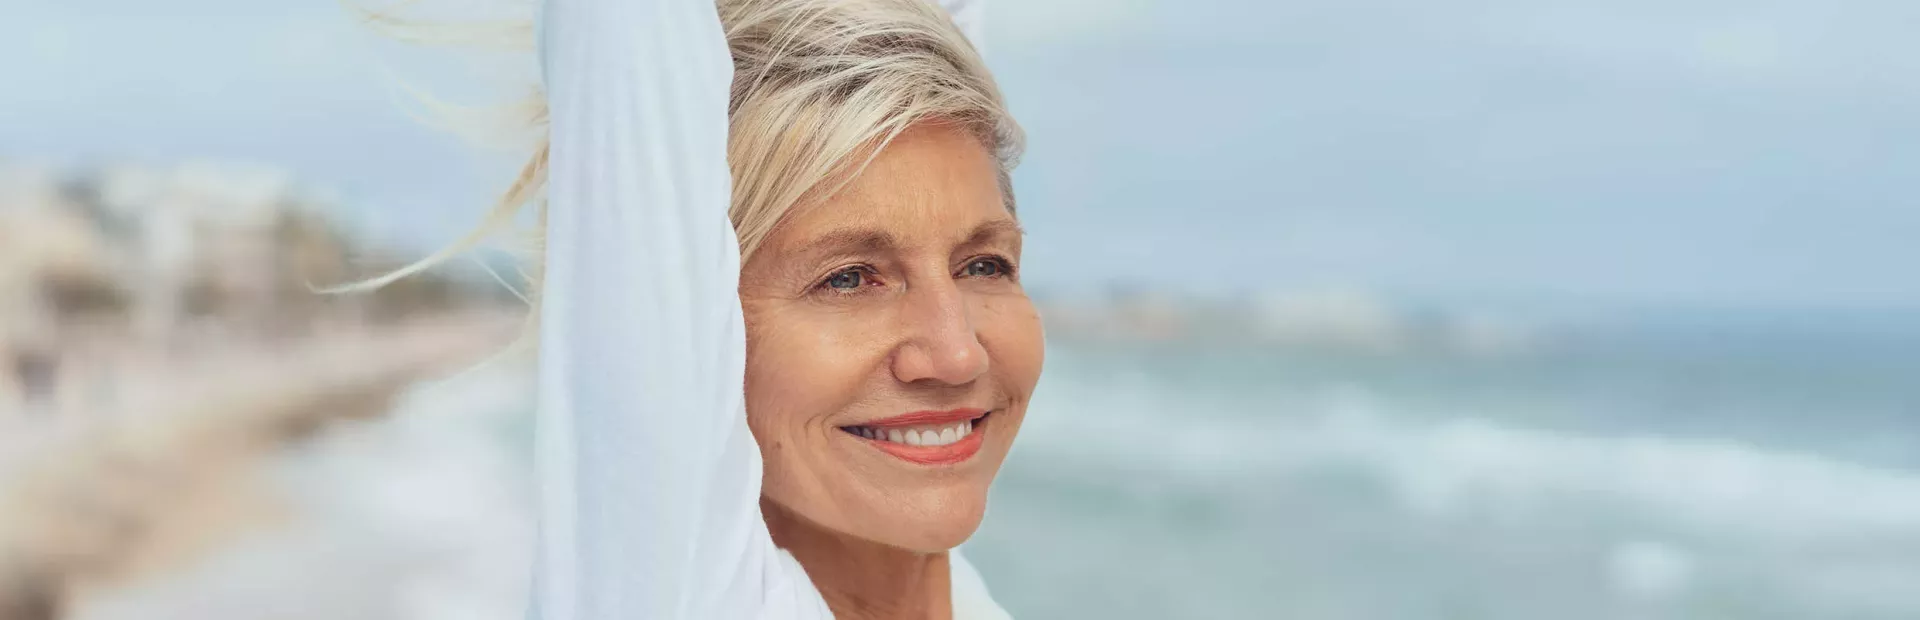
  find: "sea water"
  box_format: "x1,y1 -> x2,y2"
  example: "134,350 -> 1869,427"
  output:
968,312 -> 1920,619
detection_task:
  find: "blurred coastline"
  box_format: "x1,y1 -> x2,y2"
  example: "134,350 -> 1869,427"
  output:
0,163 -> 521,619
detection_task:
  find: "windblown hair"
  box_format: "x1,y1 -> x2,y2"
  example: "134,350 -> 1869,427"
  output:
718,0 -> 1021,257
348,0 -> 1022,329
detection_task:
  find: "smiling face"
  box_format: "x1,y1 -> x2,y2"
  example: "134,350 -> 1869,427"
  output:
739,124 -> 1043,552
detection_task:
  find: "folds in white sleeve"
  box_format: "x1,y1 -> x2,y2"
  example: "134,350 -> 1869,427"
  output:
533,0 -> 817,618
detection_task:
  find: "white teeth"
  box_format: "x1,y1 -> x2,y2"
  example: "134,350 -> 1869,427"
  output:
860,420 -> 978,447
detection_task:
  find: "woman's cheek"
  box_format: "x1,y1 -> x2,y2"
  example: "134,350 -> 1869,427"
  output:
978,295 -> 1046,387
756,311 -> 874,412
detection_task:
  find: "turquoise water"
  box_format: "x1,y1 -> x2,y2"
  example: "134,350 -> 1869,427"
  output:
969,315 -> 1920,619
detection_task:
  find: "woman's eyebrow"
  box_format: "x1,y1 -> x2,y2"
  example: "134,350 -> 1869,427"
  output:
961,219 -> 1025,247
791,220 -> 1019,261
799,228 -> 900,257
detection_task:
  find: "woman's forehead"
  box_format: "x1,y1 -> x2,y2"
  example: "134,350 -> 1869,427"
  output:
770,126 -> 1013,253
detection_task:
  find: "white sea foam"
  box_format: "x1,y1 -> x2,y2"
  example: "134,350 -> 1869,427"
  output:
1021,373 -> 1920,543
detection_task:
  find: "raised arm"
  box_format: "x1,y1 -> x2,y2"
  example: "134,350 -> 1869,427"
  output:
532,0 -> 811,618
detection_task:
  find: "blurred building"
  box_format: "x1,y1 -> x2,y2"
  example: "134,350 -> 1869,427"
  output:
0,162 -> 506,415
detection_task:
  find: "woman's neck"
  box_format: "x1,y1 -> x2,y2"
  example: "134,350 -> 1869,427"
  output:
763,499 -> 952,620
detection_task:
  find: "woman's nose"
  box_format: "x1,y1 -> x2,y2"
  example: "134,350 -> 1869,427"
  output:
890,281 -> 989,386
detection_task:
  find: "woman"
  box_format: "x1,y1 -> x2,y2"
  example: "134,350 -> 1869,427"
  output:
480,0 -> 1038,617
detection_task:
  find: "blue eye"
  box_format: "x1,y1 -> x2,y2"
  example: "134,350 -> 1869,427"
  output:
963,258 -> 1008,278
825,269 -> 864,290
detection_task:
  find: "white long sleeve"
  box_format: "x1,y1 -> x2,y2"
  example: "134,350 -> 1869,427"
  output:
532,0 -> 823,618
529,0 -> 1006,618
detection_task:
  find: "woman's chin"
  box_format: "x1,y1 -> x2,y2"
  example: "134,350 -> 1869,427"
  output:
879,516 -> 985,554
859,489 -> 990,553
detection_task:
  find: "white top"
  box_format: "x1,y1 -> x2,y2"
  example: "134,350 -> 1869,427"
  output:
528,0 -> 1009,618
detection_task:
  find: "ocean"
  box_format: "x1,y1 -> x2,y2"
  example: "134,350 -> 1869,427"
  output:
969,312 -> 1920,619
68,311 -> 1920,620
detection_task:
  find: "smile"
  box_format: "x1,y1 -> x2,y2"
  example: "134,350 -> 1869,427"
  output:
840,408 -> 991,466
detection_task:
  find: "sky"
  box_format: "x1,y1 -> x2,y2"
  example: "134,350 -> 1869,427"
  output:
6,0 -> 1920,313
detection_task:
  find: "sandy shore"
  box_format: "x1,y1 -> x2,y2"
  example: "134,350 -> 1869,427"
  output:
0,311 -> 525,620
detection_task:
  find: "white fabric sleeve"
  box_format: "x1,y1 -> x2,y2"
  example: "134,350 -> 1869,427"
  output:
531,0 -> 823,619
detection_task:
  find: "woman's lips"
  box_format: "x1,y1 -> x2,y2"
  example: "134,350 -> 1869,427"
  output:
841,409 -> 990,466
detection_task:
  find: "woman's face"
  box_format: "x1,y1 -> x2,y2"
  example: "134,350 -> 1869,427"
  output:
740,124 -> 1043,553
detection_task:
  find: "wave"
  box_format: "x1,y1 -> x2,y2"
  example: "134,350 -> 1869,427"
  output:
1018,375 -> 1920,543
999,372 -> 1920,616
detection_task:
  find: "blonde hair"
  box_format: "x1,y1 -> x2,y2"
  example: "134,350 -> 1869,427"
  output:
347,0 -> 1022,327
720,0 -> 1020,257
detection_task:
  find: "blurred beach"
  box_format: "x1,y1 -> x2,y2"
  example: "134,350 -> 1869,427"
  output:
0,163 -> 523,619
